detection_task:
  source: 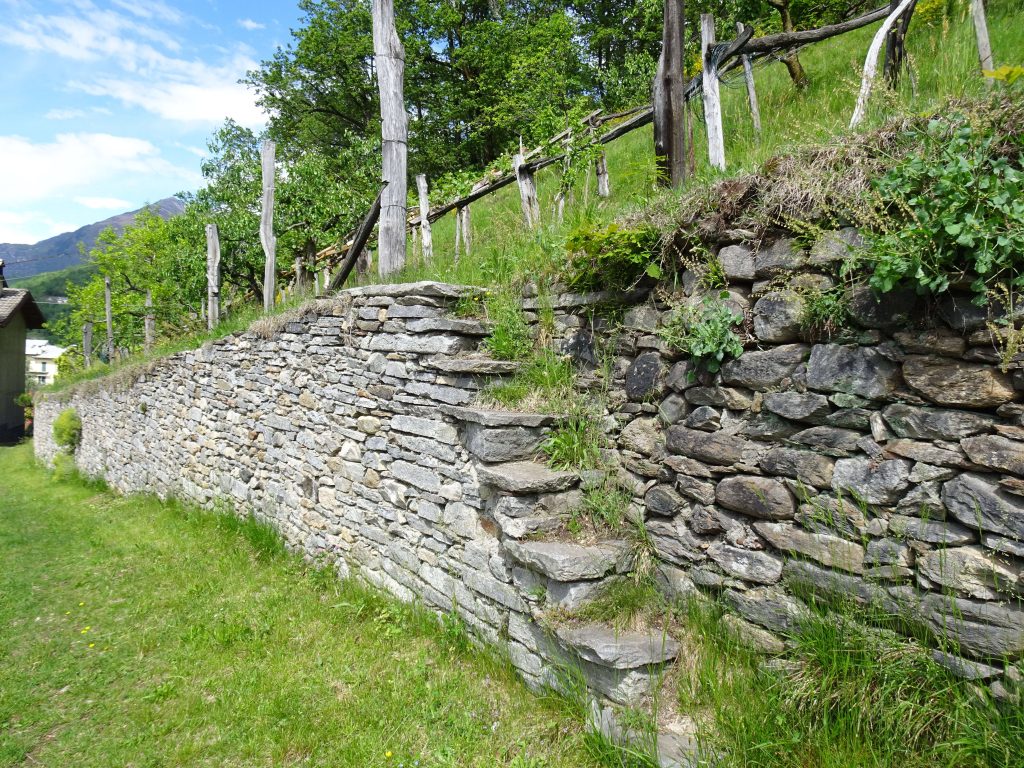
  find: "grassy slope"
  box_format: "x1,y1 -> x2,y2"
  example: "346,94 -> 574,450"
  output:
0,443 -> 600,768
373,4 -> 1023,290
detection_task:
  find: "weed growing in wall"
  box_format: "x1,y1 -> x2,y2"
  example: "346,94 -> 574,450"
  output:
483,289 -> 534,361
658,293 -> 745,375
542,411 -> 602,471
52,408 -> 82,453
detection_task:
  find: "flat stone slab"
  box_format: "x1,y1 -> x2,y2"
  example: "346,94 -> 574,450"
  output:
405,317 -> 490,335
344,281 -> 484,299
504,540 -> 625,581
477,461 -> 578,495
442,405 -> 562,428
422,356 -> 520,375
556,622 -> 680,669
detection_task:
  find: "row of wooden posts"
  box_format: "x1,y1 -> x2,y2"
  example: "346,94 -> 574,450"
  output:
81,2 -> 999,368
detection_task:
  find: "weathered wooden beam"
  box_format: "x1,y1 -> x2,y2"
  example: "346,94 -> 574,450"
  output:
373,0 -> 408,276
970,0 -> 994,86
513,152 -> 541,229
205,223 -> 221,330
103,276 -> 114,361
327,183 -> 387,293
415,174 -> 432,263
742,6 -> 889,55
655,0 -> 688,188
144,290 -> 154,351
850,0 -> 917,128
82,321 -> 93,369
738,22 -> 762,138
701,14 -> 726,172
260,140 -> 276,312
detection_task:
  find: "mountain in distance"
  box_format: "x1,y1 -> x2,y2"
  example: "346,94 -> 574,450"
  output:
1,197 -> 186,281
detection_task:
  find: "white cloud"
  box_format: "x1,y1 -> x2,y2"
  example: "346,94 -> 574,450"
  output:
1,1 -> 263,126
110,0 -> 183,24
238,18 -> 265,31
0,132 -> 199,206
45,108 -> 88,120
74,196 -> 133,210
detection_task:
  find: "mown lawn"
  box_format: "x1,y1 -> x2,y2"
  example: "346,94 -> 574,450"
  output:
0,442 -> 598,768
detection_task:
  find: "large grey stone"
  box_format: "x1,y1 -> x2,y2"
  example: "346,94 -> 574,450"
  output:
847,285 -> 918,330
504,540 -> 625,581
882,403 -> 995,440
391,414 -> 458,443
708,542 -> 783,584
806,344 -> 901,400
961,435 -> 1024,477
762,392 -> 830,424
716,476 -> 795,520
808,228 -> 863,266
784,560 -> 902,615
665,427 -> 755,466
754,521 -> 865,573
555,623 -> 680,669
888,514 -> 976,545
625,352 -> 665,401
754,237 -> 806,277
620,417 -> 663,457
831,457 -> 911,505
464,423 -> 544,463
645,484 -> 690,517
720,344 -> 809,389
791,425 -> 862,452
760,447 -> 835,489
441,405 -> 560,428
391,460 -> 441,493
718,244 -> 756,281
477,461 -> 578,494
405,317 -> 489,335
647,518 -> 706,565
915,592 -> 1024,659
422,355 -> 520,375
918,546 -> 1019,600
753,292 -> 802,343
885,439 -> 970,468
723,586 -> 810,635
942,473 -> 1024,539
902,356 -> 1017,409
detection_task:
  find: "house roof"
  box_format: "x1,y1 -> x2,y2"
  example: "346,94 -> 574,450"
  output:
0,289 -> 46,329
26,339 -> 66,359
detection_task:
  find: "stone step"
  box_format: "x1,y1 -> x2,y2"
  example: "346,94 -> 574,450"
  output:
491,490 -> 581,539
504,539 -> 626,581
591,705 -> 700,768
422,355 -> 520,375
442,404 -> 563,428
555,622 -> 680,669
477,460 -> 578,494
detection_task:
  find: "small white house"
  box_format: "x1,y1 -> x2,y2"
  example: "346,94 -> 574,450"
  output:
25,339 -> 66,386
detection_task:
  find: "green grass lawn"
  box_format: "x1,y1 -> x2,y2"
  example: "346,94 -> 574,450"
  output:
0,442 -> 599,768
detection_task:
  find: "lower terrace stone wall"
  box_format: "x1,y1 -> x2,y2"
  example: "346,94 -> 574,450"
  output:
35,248 -> 1024,736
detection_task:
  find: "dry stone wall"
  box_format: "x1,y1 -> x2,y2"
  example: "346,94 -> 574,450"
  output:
536,229 -> 1024,690
34,225 -> 1024,751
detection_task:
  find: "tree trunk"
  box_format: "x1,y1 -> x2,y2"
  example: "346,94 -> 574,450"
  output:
771,2 -> 809,88
970,0 -> 994,86
82,322 -> 93,368
373,0 -> 408,277
850,0 -> 918,128
104,276 -> 114,361
144,290 -> 154,351
884,0 -> 917,87
738,21 -> 762,138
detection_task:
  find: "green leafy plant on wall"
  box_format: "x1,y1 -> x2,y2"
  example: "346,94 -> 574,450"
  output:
563,222 -> 661,291
53,408 -> 82,453
658,292 -> 745,375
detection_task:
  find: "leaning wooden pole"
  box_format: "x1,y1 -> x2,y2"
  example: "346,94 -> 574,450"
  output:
373,0 -> 408,277
205,223 -> 221,330
970,0 -> 994,86
737,21 -> 762,138
103,275 -> 114,361
850,0 -> 917,129
260,140 -> 277,312
327,184 -> 387,293
701,14 -> 726,172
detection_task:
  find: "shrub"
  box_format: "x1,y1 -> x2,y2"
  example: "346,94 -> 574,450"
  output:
563,222 -> 661,291
867,115 -> 1024,300
53,408 -> 82,452
658,293 -> 745,374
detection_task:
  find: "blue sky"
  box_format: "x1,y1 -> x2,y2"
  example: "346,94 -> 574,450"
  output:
0,0 -> 302,245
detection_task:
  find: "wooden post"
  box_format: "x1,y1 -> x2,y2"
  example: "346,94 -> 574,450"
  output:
373,0 -> 408,276
737,21 -> 762,138
513,153 -> 540,229
654,0 -> 687,188
412,226 -> 420,265
313,271 -> 321,296
415,174 -> 433,263
460,205 -> 472,258
82,322 -> 93,369
103,275 -> 114,361
850,0 -> 917,129
260,141 -> 276,312
970,0 -> 994,85
205,223 -> 221,330
701,14 -> 726,172
454,206 -> 464,264
595,152 -> 611,197
144,290 -> 154,351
